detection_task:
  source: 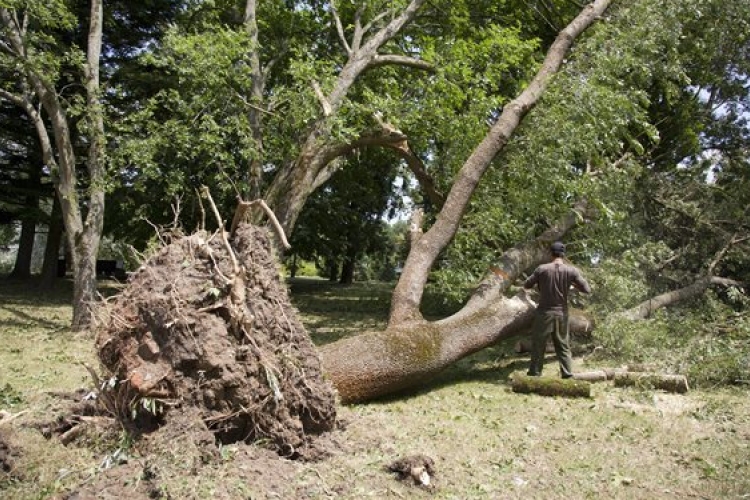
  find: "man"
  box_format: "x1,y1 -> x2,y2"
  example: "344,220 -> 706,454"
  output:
523,241 -> 591,378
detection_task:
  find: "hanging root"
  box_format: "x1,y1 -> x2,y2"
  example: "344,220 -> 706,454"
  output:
231,197 -> 291,250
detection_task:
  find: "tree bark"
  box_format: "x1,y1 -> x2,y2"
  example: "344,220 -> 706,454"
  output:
39,195 -> 64,290
9,216 -> 35,279
319,0 -> 612,403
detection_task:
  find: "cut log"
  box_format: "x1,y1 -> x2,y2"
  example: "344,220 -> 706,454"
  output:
613,372 -> 689,394
572,370 -> 608,382
511,373 -> 591,398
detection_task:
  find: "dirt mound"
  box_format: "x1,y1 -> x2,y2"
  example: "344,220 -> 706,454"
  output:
95,223 -> 336,457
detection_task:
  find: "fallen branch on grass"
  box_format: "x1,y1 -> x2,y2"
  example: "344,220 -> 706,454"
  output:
613,372 -> 689,394
511,373 -> 592,398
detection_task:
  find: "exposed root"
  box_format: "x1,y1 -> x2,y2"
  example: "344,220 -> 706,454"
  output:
94,217 -> 336,457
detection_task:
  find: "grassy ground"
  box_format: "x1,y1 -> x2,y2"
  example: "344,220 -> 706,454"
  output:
1,277 -> 749,499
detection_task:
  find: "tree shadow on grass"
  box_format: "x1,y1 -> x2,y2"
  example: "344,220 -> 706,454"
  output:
0,305 -> 69,332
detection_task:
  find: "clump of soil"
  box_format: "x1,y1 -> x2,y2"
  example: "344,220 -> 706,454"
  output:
387,454 -> 436,489
94,223 -> 337,457
0,429 -> 20,480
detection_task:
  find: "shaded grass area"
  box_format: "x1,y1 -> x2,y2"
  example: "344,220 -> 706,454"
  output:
1,277 -> 750,499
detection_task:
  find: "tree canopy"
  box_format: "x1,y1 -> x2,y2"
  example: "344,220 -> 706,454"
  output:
0,0 -> 748,335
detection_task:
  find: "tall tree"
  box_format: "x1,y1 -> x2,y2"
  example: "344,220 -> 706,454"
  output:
1,1 -> 105,329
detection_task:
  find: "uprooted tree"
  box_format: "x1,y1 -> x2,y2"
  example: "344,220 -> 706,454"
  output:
318,0 -> 614,402
95,202 -> 337,456
66,0 -> 747,454
86,1 -> 613,448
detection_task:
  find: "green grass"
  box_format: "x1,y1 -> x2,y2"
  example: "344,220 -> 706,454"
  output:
2,278 -> 750,499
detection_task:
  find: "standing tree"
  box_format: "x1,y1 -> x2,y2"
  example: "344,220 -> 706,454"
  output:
0,1 -> 106,329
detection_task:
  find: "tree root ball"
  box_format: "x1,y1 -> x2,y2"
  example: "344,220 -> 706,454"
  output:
95,224 -> 336,457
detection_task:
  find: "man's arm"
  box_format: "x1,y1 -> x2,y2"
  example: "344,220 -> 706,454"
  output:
572,270 -> 591,294
523,268 -> 539,289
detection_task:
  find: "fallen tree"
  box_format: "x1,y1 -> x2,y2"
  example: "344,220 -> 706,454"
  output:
320,0 -> 613,404
321,203 -> 591,403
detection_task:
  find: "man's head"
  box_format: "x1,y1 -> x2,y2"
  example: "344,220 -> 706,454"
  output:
550,241 -> 565,258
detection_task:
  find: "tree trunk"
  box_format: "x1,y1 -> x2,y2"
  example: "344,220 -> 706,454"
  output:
10,162 -> 41,280
39,196 -> 64,290
9,217 -> 35,279
339,245 -> 357,284
320,0 -> 612,403
73,0 -> 106,330
0,2 -> 106,330
327,259 -> 339,282
339,258 -> 355,285
71,234 -> 100,329
289,254 -> 298,279
321,293 -> 536,403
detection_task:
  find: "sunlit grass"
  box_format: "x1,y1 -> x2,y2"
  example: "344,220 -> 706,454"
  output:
1,278 -> 749,499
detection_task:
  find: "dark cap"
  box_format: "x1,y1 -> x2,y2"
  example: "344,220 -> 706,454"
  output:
550,241 -> 565,255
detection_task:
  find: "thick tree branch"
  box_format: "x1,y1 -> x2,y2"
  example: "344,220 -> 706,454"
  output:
0,8 -> 25,56
386,146 -> 445,208
367,54 -> 434,71
619,276 -> 744,320
706,231 -> 740,275
311,80 -> 332,117
244,0 -> 266,199
326,0 -> 426,111
361,8 -> 392,37
457,200 -> 591,318
0,88 -> 25,108
350,5 -> 366,52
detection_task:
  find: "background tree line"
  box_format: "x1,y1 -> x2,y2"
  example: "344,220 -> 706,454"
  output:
1,0 -> 748,343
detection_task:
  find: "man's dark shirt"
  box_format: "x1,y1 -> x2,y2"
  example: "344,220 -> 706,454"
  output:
523,260 -> 591,316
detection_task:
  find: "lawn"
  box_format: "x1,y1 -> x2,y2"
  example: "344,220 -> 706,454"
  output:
1,277 -> 749,499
